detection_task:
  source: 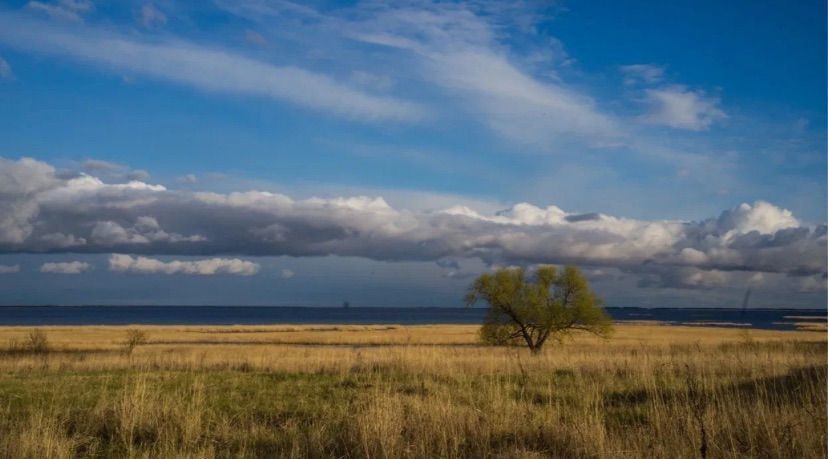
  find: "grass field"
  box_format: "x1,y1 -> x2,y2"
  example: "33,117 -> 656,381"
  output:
0,323 -> 824,458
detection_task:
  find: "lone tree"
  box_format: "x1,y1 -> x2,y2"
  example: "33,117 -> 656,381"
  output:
466,265 -> 612,354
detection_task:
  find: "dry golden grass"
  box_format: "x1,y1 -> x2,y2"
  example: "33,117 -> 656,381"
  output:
0,323 -> 824,458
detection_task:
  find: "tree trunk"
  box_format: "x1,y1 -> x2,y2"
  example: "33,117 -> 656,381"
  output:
517,326 -> 537,354
525,334 -> 542,354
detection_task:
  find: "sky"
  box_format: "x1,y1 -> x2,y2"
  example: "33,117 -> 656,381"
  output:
0,0 -> 825,308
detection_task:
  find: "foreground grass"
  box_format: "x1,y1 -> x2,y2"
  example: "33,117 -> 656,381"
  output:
0,324 -> 824,458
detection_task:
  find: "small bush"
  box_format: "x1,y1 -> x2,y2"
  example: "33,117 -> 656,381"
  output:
26,329 -> 49,354
124,329 -> 148,355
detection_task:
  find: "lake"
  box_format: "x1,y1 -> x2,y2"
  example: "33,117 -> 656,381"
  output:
0,306 -> 824,330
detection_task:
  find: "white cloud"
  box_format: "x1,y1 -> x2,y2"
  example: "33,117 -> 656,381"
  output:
217,0 -> 626,151
0,157 -> 824,286
280,269 -> 295,279
0,157 -> 59,244
0,56 -> 11,80
715,201 -> 799,236
350,70 -> 394,92
90,218 -> 205,246
347,4 -> 620,150
0,264 -> 20,273
620,64 -> 665,85
109,254 -> 259,276
82,159 -> 122,172
40,261 -> 91,274
640,85 -> 727,130
81,159 -> 150,183
140,3 -> 167,29
0,12 -> 426,122
27,0 -> 93,22
680,268 -> 730,288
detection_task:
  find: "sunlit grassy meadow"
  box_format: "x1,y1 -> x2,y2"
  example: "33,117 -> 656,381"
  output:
0,323 -> 824,458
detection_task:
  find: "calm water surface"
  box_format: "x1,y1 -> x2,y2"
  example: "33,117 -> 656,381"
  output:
0,306 -> 824,330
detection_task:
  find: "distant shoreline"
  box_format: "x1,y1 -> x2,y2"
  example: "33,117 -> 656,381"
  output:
0,305 -> 824,311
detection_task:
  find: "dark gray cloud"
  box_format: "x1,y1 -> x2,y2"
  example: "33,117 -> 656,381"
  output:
0,158 -> 825,290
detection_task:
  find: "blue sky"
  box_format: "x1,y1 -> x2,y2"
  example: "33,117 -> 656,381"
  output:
0,0 -> 824,308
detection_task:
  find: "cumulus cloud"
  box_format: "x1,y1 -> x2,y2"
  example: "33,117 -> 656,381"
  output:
0,158 -> 824,286
640,85 -> 727,130
90,217 -> 205,246
0,264 -> 20,273
82,159 -> 150,182
0,157 -> 60,244
40,260 -> 91,274
676,268 -> 729,288
109,254 -> 259,276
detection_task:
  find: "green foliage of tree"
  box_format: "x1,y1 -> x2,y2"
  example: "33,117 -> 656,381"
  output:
466,265 -> 612,353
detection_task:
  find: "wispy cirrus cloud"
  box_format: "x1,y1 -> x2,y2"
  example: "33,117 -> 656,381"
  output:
2,1 -> 736,154
139,3 -> 167,29
620,64 -> 665,85
214,1 -> 621,151
343,4 -> 622,150
26,0 -> 93,22
0,12 -> 426,122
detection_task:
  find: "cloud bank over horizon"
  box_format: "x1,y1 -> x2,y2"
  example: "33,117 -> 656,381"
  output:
0,157 -> 823,294
108,254 -> 259,276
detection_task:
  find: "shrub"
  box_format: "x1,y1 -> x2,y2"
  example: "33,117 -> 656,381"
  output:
124,329 -> 148,355
26,329 -> 49,354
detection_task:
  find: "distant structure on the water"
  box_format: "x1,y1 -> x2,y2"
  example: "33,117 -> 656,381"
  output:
740,288 -> 752,315
343,301 -> 350,309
